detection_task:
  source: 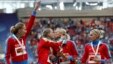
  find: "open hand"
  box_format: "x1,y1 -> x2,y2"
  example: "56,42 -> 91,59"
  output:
34,0 -> 41,11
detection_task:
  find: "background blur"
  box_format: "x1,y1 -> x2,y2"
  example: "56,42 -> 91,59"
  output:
0,0 -> 113,64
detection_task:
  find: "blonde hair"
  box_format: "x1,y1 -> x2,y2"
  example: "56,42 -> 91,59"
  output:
10,22 -> 25,34
90,29 -> 105,39
55,28 -> 67,35
100,30 -> 105,39
66,34 -> 70,40
55,28 -> 70,40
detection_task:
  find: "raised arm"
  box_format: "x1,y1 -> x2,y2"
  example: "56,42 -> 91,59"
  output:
103,44 -> 112,63
81,44 -> 89,64
25,1 -> 40,38
71,41 -> 78,58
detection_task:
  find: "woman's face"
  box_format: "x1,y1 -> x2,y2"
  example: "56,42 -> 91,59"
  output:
48,29 -> 54,38
18,25 -> 27,37
54,31 -> 61,39
89,31 -> 99,41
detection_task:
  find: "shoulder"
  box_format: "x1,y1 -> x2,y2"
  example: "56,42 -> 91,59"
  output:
67,40 -> 73,43
7,36 -> 15,41
84,43 -> 91,49
67,40 -> 75,45
100,42 -> 108,47
6,36 -> 16,45
85,43 -> 91,46
39,37 -> 48,43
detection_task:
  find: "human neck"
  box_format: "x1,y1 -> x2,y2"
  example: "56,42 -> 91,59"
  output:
16,34 -> 22,39
92,39 -> 99,46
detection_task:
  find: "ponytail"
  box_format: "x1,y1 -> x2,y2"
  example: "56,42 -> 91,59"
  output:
10,26 -> 16,34
99,30 -> 105,39
10,22 -> 25,35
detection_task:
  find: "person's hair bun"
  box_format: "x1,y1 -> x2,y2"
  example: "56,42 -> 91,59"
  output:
91,29 -> 105,39
100,30 -> 105,39
10,22 -> 25,34
10,26 -> 16,34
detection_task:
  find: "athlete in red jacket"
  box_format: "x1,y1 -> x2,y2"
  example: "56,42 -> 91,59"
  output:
81,29 -> 111,64
38,28 -> 60,64
54,28 -> 78,64
5,2 -> 40,64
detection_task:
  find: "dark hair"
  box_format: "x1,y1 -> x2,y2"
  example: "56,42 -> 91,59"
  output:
10,22 -> 25,35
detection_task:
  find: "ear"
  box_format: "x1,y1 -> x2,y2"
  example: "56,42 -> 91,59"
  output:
96,35 -> 100,39
18,29 -> 22,34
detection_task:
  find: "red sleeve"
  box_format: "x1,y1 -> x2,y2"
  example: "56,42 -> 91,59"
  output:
44,40 -> 59,48
24,15 -> 36,38
5,38 -> 12,64
70,42 -> 78,58
40,39 -> 60,51
103,44 -> 111,59
81,44 -> 89,63
51,43 -> 61,55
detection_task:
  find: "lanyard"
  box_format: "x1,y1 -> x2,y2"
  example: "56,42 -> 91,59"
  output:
91,41 -> 101,56
12,34 -> 25,49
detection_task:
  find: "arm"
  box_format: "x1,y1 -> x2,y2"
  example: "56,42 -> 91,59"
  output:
50,41 -> 62,54
98,44 -> 112,64
5,38 -> 12,64
62,42 -> 78,63
51,43 -> 61,55
81,45 -> 89,63
43,39 -> 60,49
25,1 -> 40,38
64,41 -> 78,62
103,44 -> 111,62
70,41 -> 78,59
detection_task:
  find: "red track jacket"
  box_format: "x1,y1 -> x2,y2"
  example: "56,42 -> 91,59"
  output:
60,40 -> 78,64
38,38 -> 60,64
81,42 -> 111,64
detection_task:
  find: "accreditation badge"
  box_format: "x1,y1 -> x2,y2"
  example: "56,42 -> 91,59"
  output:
15,46 -> 27,56
95,54 -> 101,61
88,54 -> 101,64
88,54 -> 96,64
